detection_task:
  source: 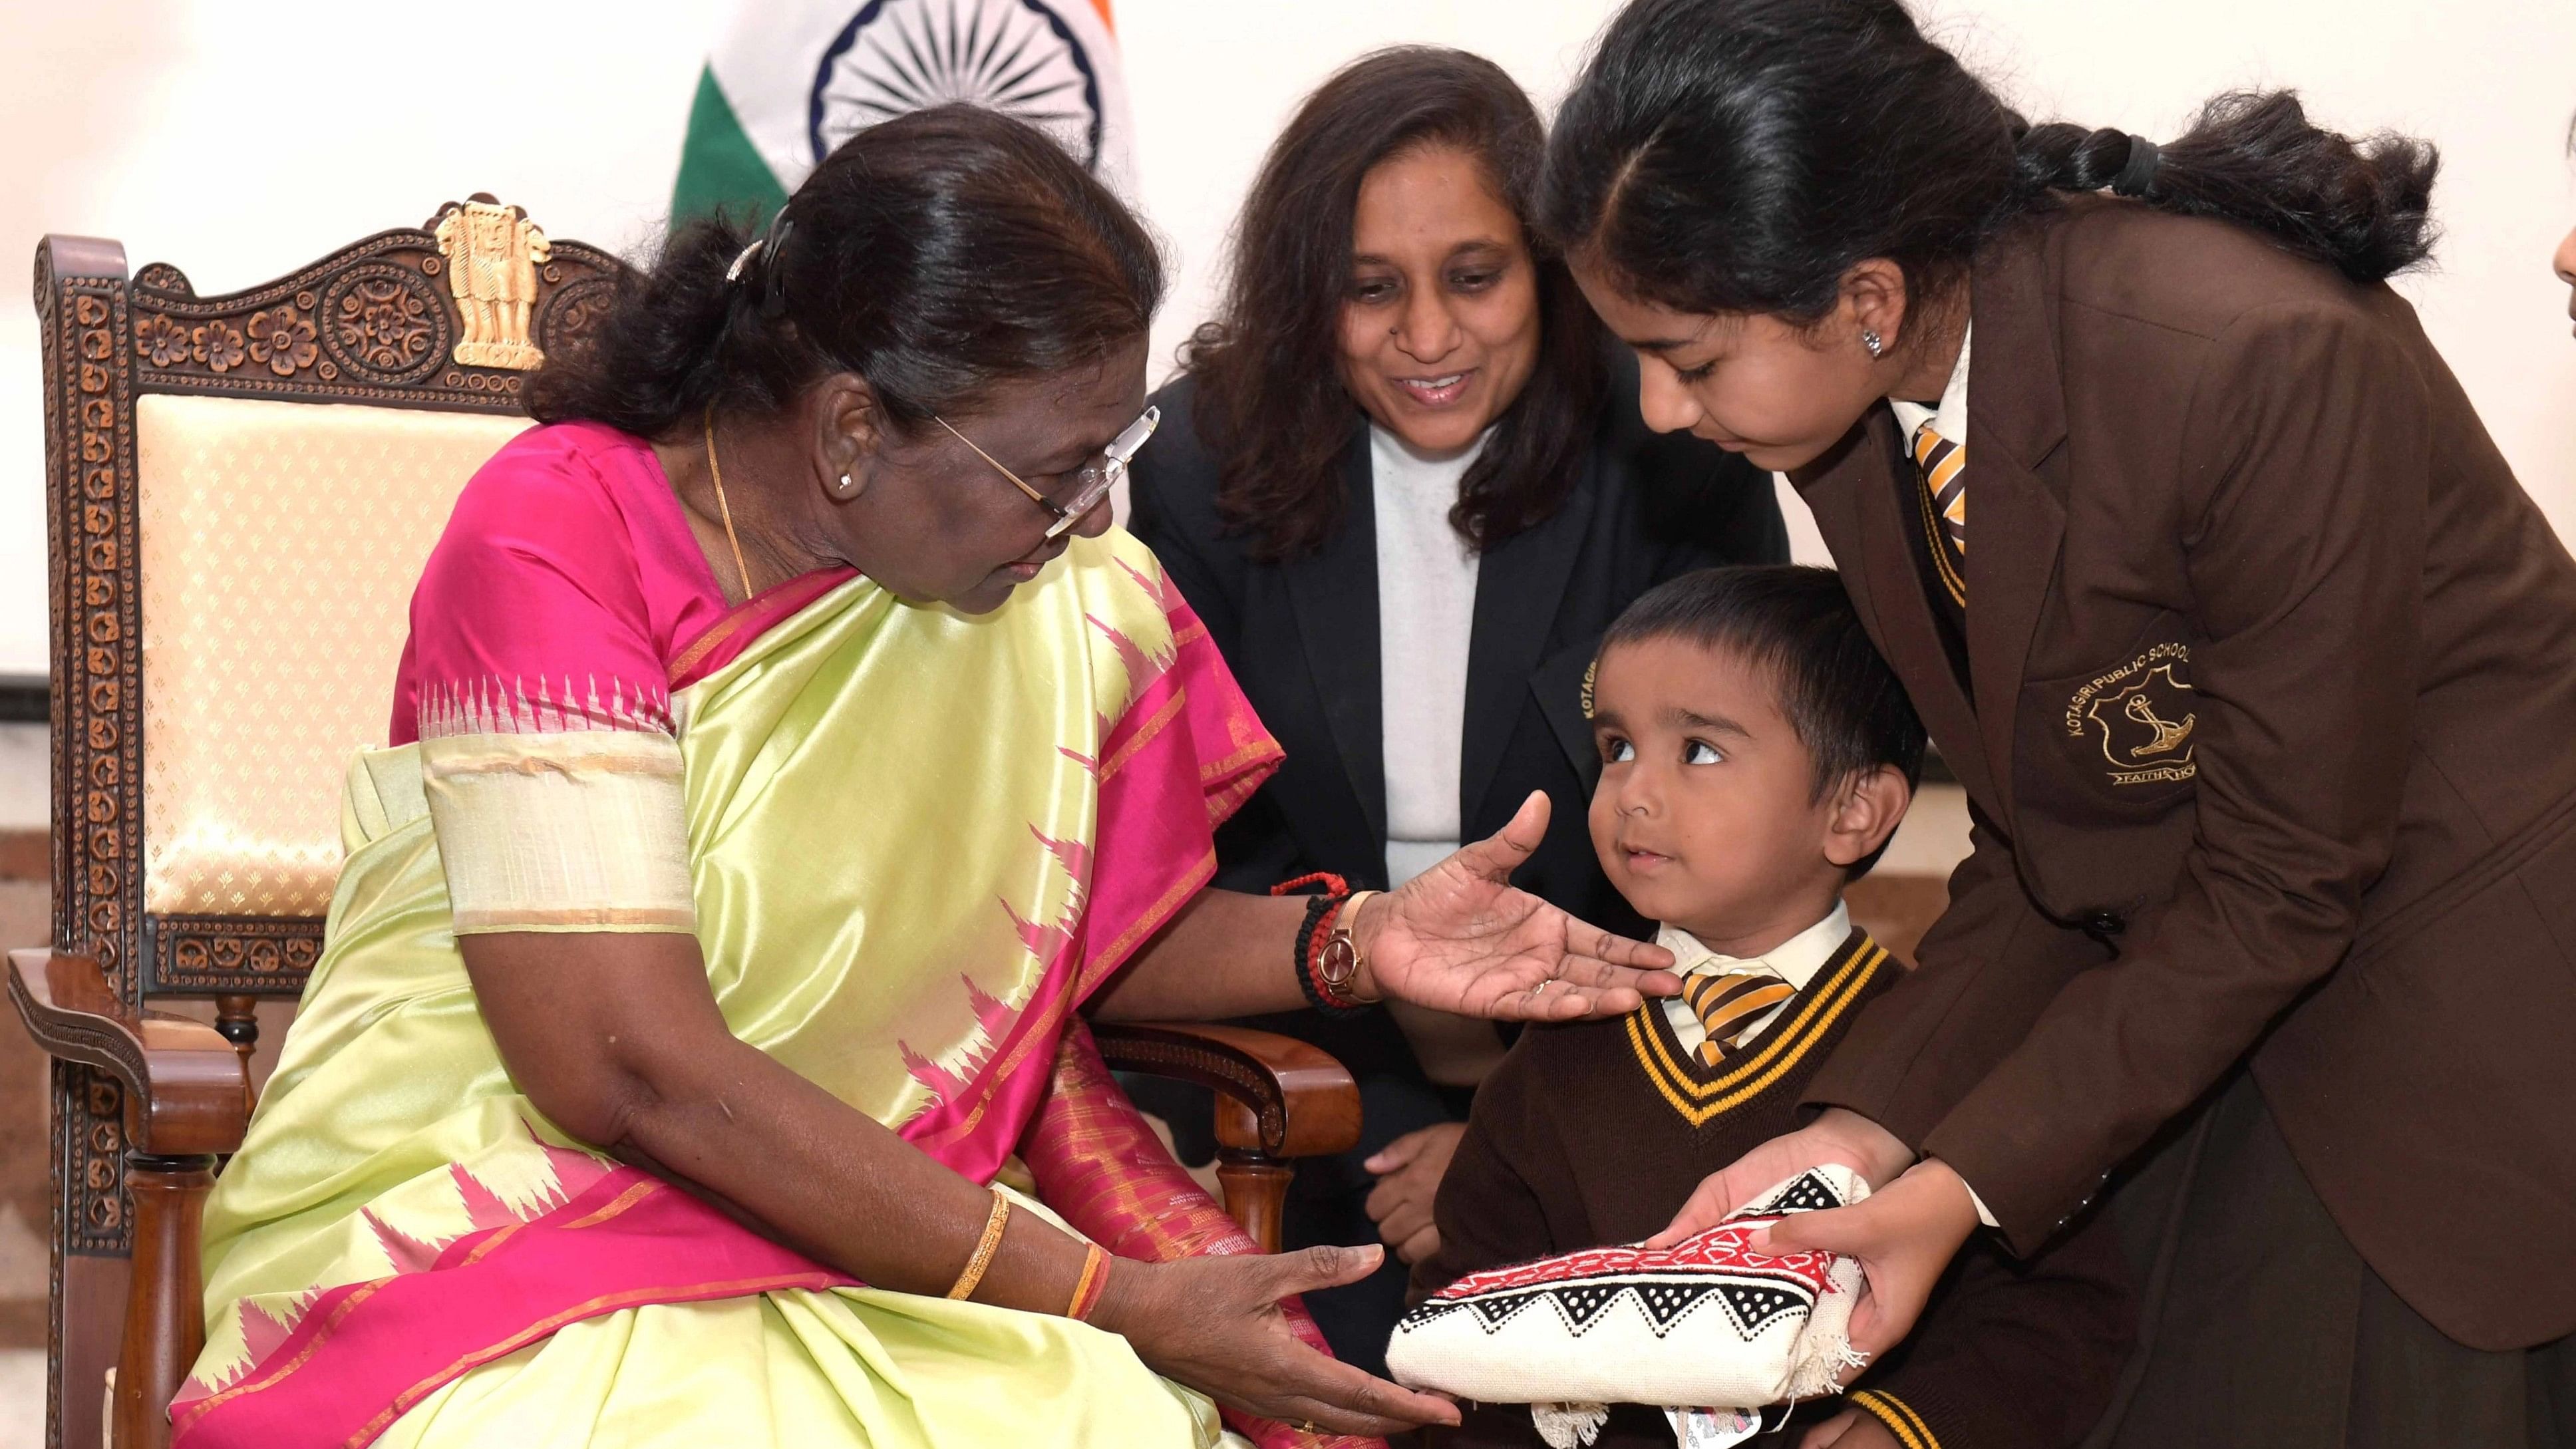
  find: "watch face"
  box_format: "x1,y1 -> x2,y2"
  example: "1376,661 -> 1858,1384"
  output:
1319,937 -> 1361,990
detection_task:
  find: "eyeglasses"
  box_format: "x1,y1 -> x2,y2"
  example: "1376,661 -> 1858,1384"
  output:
937,405 -> 1160,542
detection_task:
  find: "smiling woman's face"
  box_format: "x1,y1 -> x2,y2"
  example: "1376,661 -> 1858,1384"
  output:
1335,144 -> 1542,458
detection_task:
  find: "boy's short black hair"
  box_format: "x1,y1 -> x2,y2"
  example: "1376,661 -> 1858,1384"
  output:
1597,565 -> 1927,875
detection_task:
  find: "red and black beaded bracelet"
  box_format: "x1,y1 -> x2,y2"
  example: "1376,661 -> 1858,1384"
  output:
1272,873 -> 1371,1017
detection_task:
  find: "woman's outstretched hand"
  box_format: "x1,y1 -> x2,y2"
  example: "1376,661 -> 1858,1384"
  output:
1355,791 -> 1679,1020
1097,1244 -> 1462,1435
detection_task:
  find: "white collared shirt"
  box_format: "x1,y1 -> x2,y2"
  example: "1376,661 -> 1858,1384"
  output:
1661,899 -> 2005,1229
1657,901 -> 1852,1054
1887,324 -> 1973,456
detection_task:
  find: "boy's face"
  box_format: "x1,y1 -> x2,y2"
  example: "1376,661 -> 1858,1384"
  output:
1586,635 -> 1885,951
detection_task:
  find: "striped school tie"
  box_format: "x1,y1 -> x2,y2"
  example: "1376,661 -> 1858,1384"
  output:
1913,420 -> 1967,556
1682,969 -> 1797,1068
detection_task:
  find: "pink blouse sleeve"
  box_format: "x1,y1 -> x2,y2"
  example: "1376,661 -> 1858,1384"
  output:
392,427 -> 699,936
391,429 -> 676,745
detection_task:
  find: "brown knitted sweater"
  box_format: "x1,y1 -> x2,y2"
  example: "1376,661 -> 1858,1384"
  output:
1414,927 -> 2133,1449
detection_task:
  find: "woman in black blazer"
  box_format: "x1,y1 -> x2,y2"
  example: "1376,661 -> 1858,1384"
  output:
1126,46 -> 1784,1371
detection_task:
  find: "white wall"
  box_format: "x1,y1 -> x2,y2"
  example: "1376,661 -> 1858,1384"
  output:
5,0 -> 2573,675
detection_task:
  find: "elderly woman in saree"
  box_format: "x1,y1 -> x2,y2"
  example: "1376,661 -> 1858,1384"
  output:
170,106 -> 1677,1449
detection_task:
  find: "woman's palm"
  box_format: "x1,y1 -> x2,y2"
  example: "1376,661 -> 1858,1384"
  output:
1370,792 -> 1677,1020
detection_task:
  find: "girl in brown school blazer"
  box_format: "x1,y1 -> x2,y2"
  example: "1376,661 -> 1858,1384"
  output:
1535,0 -> 2576,1443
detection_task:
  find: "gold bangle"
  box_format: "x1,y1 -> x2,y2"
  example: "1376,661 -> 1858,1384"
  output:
1067,1241 -> 1111,1321
947,1189 -> 1012,1301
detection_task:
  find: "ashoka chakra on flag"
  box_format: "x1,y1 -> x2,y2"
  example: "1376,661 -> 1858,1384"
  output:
812,0 -> 1112,171
675,0 -> 1134,225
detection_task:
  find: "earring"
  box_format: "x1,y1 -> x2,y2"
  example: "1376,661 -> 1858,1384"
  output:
834,472 -> 855,497
1861,329 -> 1884,359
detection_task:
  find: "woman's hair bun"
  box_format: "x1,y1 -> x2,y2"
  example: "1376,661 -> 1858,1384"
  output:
529,104 -> 1164,438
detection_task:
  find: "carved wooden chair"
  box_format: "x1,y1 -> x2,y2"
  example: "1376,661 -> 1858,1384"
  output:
12,205 -> 1357,1449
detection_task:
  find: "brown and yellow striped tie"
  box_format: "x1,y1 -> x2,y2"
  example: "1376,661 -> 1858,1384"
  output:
1913,421 -> 1967,556
1682,969 -> 1796,1068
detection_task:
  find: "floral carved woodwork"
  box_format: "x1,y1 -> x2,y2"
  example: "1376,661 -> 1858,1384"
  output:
38,239 -> 147,1259
136,315 -> 190,370
154,917 -> 323,993
120,204 -> 617,409
243,305 -> 318,376
321,265 -> 444,383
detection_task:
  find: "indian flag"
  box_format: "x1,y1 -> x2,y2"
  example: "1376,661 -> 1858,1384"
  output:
672,0 -> 1136,224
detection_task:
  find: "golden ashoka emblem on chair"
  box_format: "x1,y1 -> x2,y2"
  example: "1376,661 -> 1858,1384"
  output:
432,193 -> 550,370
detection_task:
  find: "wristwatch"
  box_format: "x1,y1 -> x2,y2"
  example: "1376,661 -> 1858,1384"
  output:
1321,890 -> 1378,1003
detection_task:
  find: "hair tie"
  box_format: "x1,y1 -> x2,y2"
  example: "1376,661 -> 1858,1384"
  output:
2110,134 -> 2162,197
723,206 -> 797,319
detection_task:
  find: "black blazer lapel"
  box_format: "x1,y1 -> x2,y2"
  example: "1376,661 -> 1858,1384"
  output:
1462,462 -> 1597,825
1531,637 -> 1601,793
1284,428 -> 1387,846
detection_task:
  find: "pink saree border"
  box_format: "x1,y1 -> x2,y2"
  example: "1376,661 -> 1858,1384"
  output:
666,567 -> 859,692
170,1162 -> 855,1448
895,591 -> 1281,1181
173,574 -> 1289,1449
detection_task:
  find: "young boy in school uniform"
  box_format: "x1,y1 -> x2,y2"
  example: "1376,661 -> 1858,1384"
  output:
1414,567 -> 2132,1448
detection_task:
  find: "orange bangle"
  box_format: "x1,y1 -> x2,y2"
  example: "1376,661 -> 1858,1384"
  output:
947,1190 -> 1012,1301
1067,1242 -> 1111,1321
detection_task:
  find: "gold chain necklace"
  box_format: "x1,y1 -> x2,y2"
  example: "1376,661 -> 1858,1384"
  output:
701,408 -> 758,599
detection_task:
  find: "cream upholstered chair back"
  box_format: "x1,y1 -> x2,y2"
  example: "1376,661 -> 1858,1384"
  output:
33,203 -> 621,1449
136,396 -> 528,921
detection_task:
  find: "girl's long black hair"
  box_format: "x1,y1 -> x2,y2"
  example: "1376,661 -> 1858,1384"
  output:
1540,0 -> 2439,323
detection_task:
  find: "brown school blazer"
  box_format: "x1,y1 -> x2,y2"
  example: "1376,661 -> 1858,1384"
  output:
1793,195 -> 2576,1351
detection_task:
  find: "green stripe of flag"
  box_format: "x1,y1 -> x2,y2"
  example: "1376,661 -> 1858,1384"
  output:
671,66 -> 789,226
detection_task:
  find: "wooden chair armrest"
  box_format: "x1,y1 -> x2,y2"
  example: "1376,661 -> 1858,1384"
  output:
1094,1021 -> 1362,1253
9,948 -> 249,1157
1092,1021 -> 1360,1160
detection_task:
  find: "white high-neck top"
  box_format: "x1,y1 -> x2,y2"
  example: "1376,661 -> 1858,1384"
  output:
1370,423 -> 1487,888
